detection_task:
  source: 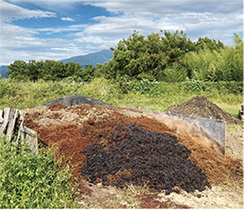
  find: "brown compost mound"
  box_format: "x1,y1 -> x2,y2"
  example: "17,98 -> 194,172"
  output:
23,104 -> 240,188
164,96 -> 240,124
81,124 -> 211,194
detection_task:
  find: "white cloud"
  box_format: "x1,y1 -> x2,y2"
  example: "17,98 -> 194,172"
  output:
0,0 -> 56,22
80,0 -> 242,15
1,0 -> 242,64
75,11 -> 242,45
8,0 -> 241,16
35,24 -> 85,34
0,22 -> 83,64
61,17 -> 75,22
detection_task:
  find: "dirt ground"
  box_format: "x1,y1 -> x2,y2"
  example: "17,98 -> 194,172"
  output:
165,96 -> 241,124
23,103 -> 243,209
225,133 -> 243,161
76,178 -> 243,209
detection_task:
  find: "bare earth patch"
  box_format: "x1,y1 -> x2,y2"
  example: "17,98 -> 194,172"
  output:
225,133 -> 243,162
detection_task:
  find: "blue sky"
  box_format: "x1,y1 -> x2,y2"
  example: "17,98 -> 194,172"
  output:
0,0 -> 243,65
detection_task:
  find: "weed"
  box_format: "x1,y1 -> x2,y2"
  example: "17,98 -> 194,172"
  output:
0,137 -> 78,208
0,78 -> 242,117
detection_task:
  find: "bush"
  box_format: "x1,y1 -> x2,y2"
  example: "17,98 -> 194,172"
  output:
115,78 -> 161,95
0,138 -> 77,208
178,80 -> 243,94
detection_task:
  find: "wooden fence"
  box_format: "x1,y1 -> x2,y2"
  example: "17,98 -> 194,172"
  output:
0,108 -> 38,155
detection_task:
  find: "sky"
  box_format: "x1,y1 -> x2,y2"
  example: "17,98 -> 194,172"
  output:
0,0 -> 243,65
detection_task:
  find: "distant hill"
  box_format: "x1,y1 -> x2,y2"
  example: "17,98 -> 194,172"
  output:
0,50 -> 113,79
0,65 -> 8,78
60,49 -> 113,67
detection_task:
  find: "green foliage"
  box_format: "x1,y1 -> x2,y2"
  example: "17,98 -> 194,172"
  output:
103,31 -> 242,82
6,60 -> 28,81
195,37 -> 224,52
182,47 -> 220,81
5,31 -> 242,83
0,78 -> 242,110
178,80 -> 243,94
125,79 -> 160,95
0,138 -> 77,208
105,30 -> 195,81
158,63 -> 187,82
0,78 -> 242,118
182,40 -> 243,82
82,64 -> 96,82
7,60 -> 93,82
160,30 -> 195,64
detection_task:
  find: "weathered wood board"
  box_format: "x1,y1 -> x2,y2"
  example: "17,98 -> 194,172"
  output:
0,110 -> 3,123
0,108 -> 11,138
0,108 -> 38,155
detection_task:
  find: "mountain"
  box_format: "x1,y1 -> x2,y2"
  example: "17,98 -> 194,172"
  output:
0,49 -> 113,79
60,49 -> 113,67
0,65 -> 8,78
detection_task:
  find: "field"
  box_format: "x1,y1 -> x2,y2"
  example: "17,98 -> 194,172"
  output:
0,78 -> 242,113
0,78 -> 243,208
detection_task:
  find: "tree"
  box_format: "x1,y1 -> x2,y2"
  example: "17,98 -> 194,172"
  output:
27,60 -> 39,81
195,37 -> 224,52
161,30 -> 195,64
64,62 -> 83,78
81,64 -> 96,82
233,32 -> 242,49
7,61 -> 28,81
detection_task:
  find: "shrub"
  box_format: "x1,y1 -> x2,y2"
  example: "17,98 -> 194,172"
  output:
0,138 -> 77,208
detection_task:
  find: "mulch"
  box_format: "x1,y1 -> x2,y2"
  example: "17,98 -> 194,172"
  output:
164,96 -> 241,124
23,103 -> 242,194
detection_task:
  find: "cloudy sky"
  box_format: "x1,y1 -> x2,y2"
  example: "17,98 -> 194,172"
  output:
0,0 -> 243,65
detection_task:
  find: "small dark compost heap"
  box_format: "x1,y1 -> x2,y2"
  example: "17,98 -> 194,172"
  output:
81,124 -> 211,195
165,96 -> 240,124
45,95 -> 112,107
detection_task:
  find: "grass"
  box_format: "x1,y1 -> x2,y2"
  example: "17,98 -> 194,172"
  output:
0,78 -> 242,119
0,137 -> 78,208
226,123 -> 243,135
217,103 -> 242,119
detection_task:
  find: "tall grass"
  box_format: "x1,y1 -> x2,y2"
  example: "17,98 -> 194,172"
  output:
0,78 -> 242,117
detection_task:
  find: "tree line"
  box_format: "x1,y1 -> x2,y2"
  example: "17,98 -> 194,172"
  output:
6,60 -> 96,82
6,30 -> 243,82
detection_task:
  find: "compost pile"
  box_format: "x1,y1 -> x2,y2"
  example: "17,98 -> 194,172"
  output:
23,103 -> 239,195
165,96 -> 240,124
81,124 -> 210,194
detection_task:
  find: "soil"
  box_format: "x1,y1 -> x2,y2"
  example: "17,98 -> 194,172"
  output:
135,194 -> 190,209
81,124 -> 211,194
164,96 -> 241,124
23,103 -> 243,208
225,133 -> 243,161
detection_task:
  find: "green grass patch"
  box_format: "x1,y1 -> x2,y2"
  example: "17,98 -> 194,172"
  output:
0,138 -> 78,208
0,78 -> 242,118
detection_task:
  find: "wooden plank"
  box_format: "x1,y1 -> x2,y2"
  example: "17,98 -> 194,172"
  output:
16,110 -> 25,142
18,110 -> 25,121
0,108 -> 10,137
22,126 -> 38,156
27,134 -> 38,156
0,110 -> 3,124
23,126 -> 37,136
0,107 -> 38,155
6,109 -> 19,141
